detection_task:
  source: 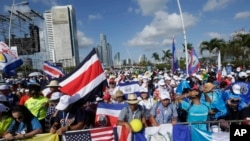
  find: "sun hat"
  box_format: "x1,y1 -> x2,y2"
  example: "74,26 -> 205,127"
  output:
56,94 -> 79,110
160,91 -> 170,100
126,93 -> 139,104
0,103 -> 9,112
50,92 -> 63,100
115,90 -> 124,98
202,82 -> 215,93
0,84 -> 9,90
232,84 -> 241,95
47,80 -> 61,87
140,87 -> 148,93
0,95 -> 7,102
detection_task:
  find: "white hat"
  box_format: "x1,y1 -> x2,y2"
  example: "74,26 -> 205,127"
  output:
232,84 -> 241,94
50,92 -> 62,100
158,79 -> 165,85
47,80 -> 61,87
0,95 -> 7,101
142,76 -> 148,79
0,85 -> 9,90
239,71 -> 247,78
246,70 -> 250,74
165,76 -> 172,81
0,103 -> 9,112
140,87 -> 148,93
56,95 -> 79,110
160,91 -> 170,100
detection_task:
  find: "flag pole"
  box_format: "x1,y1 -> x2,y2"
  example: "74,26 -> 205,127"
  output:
177,0 -> 189,76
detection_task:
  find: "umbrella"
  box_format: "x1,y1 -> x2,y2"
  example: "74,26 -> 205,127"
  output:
28,72 -> 42,77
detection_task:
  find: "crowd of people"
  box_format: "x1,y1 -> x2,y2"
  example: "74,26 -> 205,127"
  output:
0,68 -> 250,140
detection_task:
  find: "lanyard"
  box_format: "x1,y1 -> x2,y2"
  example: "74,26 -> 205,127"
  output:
62,112 -> 69,126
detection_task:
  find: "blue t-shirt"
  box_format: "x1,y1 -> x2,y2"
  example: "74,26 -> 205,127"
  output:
181,101 -> 209,131
7,117 -> 41,134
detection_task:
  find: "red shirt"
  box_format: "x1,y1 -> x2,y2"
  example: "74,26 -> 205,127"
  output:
19,95 -> 30,105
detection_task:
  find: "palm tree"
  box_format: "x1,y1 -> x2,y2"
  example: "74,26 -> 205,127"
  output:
162,49 -> 172,63
200,38 -> 226,58
152,52 -> 160,64
182,43 -> 193,52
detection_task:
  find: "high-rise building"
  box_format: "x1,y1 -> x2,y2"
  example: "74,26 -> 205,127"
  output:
95,33 -> 113,68
139,54 -> 147,63
44,5 -> 79,67
114,52 -> 121,67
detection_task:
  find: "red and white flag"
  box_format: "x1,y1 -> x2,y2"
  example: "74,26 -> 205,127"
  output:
58,49 -> 107,102
43,61 -> 64,78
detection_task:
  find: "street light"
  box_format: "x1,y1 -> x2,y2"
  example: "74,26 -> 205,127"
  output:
8,0 -> 29,48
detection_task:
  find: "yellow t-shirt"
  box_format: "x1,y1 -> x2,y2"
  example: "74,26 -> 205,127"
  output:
25,96 -> 49,120
0,116 -> 13,135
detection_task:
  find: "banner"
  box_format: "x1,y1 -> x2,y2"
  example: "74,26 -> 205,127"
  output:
22,133 -> 59,141
0,42 -> 23,76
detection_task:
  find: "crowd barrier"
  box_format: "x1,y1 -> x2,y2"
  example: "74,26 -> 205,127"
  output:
0,119 -> 249,141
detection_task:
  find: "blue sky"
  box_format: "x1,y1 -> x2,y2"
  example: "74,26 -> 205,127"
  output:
1,0 -> 250,63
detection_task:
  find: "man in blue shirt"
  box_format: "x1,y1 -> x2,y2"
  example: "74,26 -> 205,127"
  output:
150,91 -> 178,126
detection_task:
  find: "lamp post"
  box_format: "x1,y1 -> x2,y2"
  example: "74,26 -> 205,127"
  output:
8,0 -> 29,47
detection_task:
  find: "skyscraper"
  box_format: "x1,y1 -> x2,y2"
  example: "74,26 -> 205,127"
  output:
44,5 -> 79,67
95,33 -> 113,68
114,52 -> 121,68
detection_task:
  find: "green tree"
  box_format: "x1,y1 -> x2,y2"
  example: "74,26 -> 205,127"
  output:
162,49 -> 172,62
182,43 -> 193,52
151,52 -> 160,64
200,38 -> 226,59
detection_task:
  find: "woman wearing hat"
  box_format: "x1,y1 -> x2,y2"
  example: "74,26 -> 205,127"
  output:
138,87 -> 154,125
0,104 -> 12,138
45,80 -> 61,99
117,93 -> 147,131
113,90 -> 126,104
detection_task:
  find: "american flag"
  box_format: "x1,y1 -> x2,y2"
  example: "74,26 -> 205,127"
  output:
64,126 -> 117,141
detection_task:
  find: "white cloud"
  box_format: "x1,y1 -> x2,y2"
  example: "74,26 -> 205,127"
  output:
126,11 -> 198,48
77,20 -> 83,26
234,11 -> 250,19
203,0 -> 232,12
88,13 -> 102,21
77,31 -> 94,48
207,32 -> 225,39
136,0 -> 168,16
